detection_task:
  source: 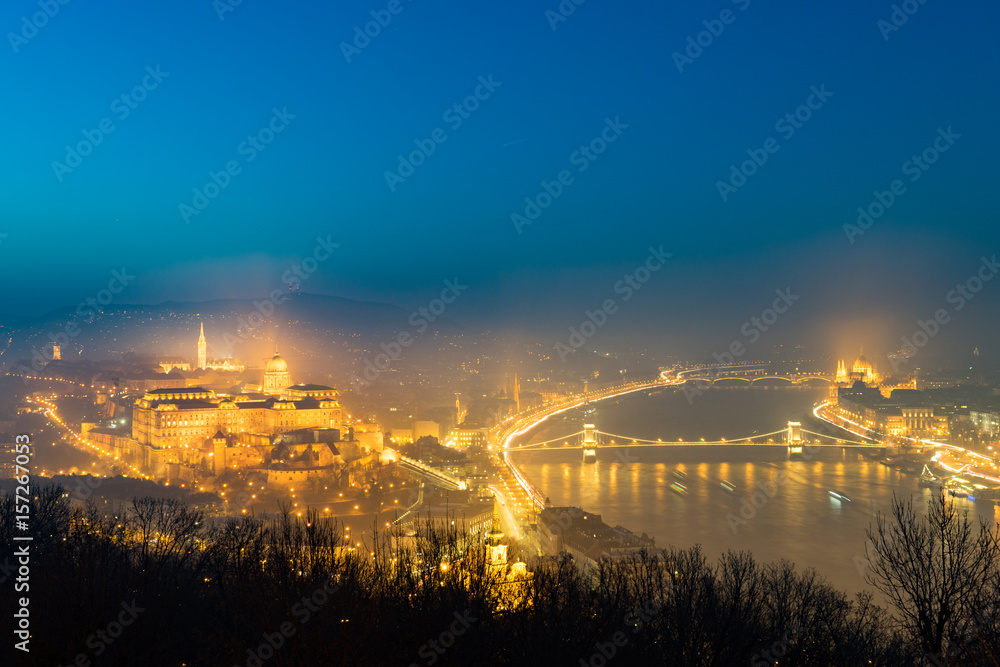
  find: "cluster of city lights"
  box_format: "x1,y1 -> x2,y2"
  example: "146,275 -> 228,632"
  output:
31,396 -> 152,481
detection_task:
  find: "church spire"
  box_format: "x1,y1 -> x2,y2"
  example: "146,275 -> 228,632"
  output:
197,322 -> 207,370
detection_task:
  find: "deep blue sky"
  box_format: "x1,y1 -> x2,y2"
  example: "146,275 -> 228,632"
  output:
3,0 -> 999,357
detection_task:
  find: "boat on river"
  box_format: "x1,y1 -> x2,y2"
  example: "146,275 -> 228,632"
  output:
918,464 -> 941,488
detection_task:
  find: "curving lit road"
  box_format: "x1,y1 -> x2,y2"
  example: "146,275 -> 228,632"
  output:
813,401 -> 1000,484
489,377 -> 669,538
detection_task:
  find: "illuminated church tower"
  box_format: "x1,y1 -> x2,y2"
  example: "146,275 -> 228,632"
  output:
197,323 -> 207,370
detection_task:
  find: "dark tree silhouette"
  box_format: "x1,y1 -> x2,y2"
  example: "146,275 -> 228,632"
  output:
0,484 -> 929,666
865,491 -> 1000,665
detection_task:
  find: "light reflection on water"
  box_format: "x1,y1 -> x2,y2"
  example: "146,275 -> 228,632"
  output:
512,387 -> 997,594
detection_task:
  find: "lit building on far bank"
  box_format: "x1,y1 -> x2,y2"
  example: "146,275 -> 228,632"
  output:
834,382 -> 948,440
835,351 -> 880,385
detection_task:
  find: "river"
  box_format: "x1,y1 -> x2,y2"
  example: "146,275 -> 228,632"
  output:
509,385 -> 999,594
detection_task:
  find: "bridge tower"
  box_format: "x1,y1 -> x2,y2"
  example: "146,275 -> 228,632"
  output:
787,421 -> 804,458
583,423 -> 597,463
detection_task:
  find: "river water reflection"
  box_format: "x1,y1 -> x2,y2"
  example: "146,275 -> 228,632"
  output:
511,386 -> 998,594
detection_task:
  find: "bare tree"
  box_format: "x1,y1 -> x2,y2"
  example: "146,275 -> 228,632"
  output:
865,491 -> 1000,664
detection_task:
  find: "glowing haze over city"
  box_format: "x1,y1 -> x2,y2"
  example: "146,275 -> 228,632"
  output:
2,1 -> 1000,665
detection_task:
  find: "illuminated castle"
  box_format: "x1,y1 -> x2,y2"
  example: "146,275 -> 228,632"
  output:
836,350 -> 880,385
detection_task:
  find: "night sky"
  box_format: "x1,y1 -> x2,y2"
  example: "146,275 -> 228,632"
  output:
3,0 -> 998,358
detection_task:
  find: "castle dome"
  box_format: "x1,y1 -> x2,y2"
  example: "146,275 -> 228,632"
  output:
266,354 -> 288,373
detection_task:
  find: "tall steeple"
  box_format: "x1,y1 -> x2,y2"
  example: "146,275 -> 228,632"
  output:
197,322 -> 207,370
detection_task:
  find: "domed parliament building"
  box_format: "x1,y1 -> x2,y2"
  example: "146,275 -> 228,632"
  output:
835,351 -> 880,385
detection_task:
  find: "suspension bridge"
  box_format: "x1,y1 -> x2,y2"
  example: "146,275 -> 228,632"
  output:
508,421 -> 885,461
